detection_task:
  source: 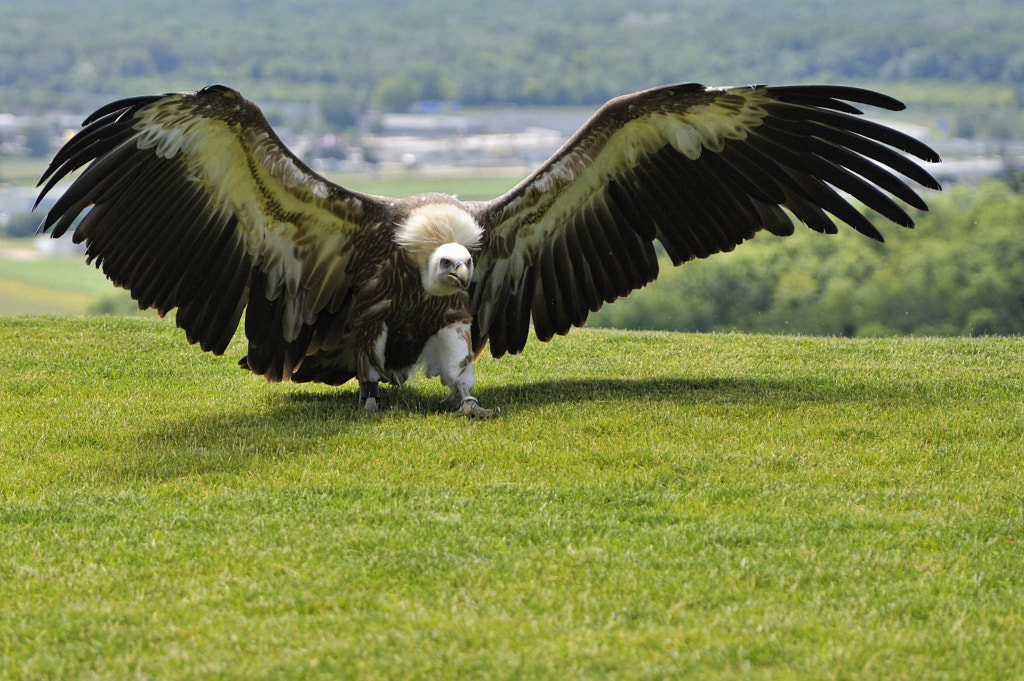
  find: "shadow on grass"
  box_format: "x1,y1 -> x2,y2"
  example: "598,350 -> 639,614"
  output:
472,372 -> 919,415
167,373 -> 894,432
154,373 -> 906,434
110,374 -> 910,483
279,374 -> 862,416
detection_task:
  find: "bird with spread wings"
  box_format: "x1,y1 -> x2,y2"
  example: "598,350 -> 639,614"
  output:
36,82 -> 940,416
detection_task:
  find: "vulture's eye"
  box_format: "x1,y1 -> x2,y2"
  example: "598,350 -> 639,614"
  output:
440,258 -> 452,269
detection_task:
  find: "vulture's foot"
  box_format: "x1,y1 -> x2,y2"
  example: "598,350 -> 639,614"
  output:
359,381 -> 380,415
456,396 -> 500,419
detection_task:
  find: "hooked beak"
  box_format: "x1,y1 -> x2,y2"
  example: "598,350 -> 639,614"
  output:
447,262 -> 471,290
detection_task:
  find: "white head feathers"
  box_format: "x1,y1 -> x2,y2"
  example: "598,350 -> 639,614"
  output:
394,203 -> 483,264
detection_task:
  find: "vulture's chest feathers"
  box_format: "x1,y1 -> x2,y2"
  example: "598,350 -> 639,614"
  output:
347,238 -> 471,371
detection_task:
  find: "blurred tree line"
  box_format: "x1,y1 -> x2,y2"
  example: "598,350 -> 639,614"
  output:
2,0 -> 1024,138
590,181 -> 1024,337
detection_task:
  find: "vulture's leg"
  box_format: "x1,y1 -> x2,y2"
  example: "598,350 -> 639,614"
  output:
421,322 -> 500,418
357,344 -> 385,413
358,380 -> 380,413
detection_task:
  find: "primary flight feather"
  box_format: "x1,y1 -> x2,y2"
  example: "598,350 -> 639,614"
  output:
36,82 -> 941,416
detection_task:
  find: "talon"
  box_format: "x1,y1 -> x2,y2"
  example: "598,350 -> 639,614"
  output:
456,396 -> 500,419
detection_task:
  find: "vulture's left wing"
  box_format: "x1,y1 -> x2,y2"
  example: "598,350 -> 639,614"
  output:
467,83 -> 941,358
36,85 -> 385,379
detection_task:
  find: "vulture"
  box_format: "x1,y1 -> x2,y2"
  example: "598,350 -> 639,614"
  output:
36,82 -> 941,416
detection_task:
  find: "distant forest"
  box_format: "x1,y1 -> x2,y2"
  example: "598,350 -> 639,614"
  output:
590,181 -> 1024,338
3,0 -> 1024,138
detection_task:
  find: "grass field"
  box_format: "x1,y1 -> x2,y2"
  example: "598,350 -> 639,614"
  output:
1,317 -> 1022,679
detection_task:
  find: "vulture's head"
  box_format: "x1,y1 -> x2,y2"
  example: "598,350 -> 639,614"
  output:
426,242 -> 474,295
394,201 -> 483,297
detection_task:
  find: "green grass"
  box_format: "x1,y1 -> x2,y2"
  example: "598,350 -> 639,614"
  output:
2,317 -> 1023,680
